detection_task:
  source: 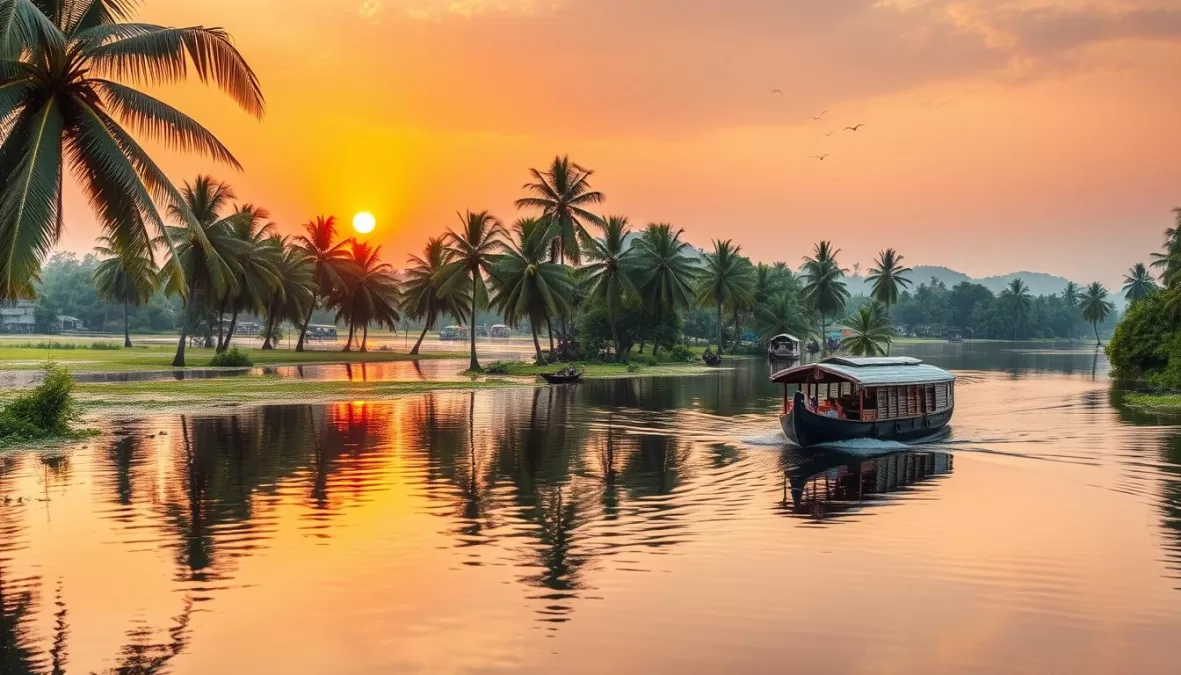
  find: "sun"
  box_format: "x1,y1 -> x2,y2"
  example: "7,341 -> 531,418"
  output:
353,211 -> 376,234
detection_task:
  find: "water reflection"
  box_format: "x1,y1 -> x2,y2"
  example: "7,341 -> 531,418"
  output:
1,344 -> 1180,673
779,450 -> 953,521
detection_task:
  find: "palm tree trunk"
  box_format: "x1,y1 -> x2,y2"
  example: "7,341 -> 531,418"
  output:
469,273 -> 480,372
220,308 -> 240,353
716,302 -> 724,355
884,301 -> 891,356
1093,321 -> 1101,347
546,317 -> 555,357
216,298 -> 227,351
173,285 -> 197,368
202,317 -> 214,349
609,301 -> 623,363
296,292 -> 318,352
360,324 -> 369,352
531,320 -> 544,365
123,302 -> 132,348
821,316 -> 828,356
262,308 -> 276,350
411,323 -> 429,355
343,322 -> 355,352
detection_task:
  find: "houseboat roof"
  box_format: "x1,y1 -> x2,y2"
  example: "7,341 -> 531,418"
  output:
769,333 -> 800,343
771,356 -> 955,386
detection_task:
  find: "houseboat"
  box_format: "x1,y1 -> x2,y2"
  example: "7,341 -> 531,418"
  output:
771,356 -> 955,447
767,333 -> 801,360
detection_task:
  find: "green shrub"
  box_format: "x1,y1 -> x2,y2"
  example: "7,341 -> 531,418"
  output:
627,363 -> 642,373
632,352 -> 659,367
1107,293 -> 1178,386
209,348 -> 253,368
668,344 -> 694,362
89,342 -> 121,350
0,364 -> 80,445
484,361 -> 514,375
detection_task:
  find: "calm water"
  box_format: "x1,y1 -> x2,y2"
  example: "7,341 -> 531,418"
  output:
2,342 -> 1179,674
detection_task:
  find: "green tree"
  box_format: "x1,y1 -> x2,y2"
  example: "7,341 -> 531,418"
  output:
1062,280 -> 1081,340
695,240 -> 754,355
754,291 -> 810,342
1080,281 -> 1114,346
1001,278 -> 1032,340
438,210 -> 505,371
515,155 -> 604,266
260,235 -> 315,350
0,0 -> 263,299
840,305 -> 893,356
633,224 -> 697,313
93,235 -> 155,347
294,216 -> 354,351
866,248 -> 912,353
1122,262 -> 1157,304
401,237 -> 468,356
1150,207 -> 1181,291
488,218 -> 573,365
333,241 -> 400,352
583,216 -> 639,361
157,177 -> 246,367
218,205 -> 280,352
801,241 -> 850,354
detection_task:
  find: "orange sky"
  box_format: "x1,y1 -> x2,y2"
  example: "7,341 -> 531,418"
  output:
57,0 -> 1181,287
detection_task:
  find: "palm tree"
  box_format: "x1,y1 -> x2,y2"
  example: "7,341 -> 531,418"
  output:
438,210 -> 505,371
1079,282 -> 1113,346
514,155 -> 604,266
488,218 -> 573,364
93,235 -> 155,347
1150,207 -> 1181,287
333,241 -> 400,352
1062,281 -> 1081,340
754,291 -> 810,342
294,216 -> 354,351
866,248 -> 912,354
157,176 -> 247,367
0,0 -> 264,300
633,224 -> 698,337
695,240 -> 754,355
1122,263 -> 1157,304
801,241 -> 850,354
840,305 -> 893,356
401,237 -> 468,356
583,216 -> 639,361
260,235 -> 315,350
217,205 -> 280,352
1001,278 -> 1032,340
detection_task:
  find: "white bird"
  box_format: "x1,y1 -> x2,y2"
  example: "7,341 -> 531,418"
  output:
844,123 -> 864,131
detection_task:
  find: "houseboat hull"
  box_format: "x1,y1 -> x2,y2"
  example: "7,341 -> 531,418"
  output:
781,391 -> 953,448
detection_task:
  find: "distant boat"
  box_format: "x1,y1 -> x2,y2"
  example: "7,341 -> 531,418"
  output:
767,333 -> 801,361
540,367 -> 584,384
771,356 -> 956,448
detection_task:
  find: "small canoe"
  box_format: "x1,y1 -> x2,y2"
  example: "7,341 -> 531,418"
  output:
540,372 -> 583,384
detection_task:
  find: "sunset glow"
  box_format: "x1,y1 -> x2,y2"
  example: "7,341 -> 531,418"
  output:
353,212 -> 377,235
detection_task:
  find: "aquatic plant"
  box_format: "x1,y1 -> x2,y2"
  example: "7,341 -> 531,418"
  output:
0,364 -> 83,446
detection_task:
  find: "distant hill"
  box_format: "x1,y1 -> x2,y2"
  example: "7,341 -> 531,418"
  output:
841,265 -> 1079,299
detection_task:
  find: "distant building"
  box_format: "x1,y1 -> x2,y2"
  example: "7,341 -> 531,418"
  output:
0,300 -> 36,334
58,315 -> 83,331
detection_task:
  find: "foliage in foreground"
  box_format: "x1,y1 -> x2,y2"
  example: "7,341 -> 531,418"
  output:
209,348 -> 254,368
1106,292 -> 1181,388
0,364 -> 85,446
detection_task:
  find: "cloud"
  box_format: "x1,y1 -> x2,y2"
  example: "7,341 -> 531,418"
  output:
359,0 -> 382,20
390,0 -> 565,20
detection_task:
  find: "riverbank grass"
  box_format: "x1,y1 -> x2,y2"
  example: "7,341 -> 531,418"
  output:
0,344 -> 460,372
1122,392 -> 1181,411
0,365 -> 95,448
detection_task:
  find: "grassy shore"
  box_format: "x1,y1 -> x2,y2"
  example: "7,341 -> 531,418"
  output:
0,344 -> 460,372
478,360 -> 720,379
1121,392 -> 1181,411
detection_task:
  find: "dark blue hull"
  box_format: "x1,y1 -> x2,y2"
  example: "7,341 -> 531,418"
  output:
781,391 -> 953,448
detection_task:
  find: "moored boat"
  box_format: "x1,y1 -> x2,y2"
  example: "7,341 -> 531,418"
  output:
771,356 -> 955,448
540,367 -> 584,384
767,333 -> 801,361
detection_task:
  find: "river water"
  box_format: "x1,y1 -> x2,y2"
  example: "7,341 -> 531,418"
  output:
1,342 -> 1178,674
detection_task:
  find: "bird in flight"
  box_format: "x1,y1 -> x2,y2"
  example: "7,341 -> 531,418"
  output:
771,89 -> 783,95
811,154 -> 830,161
810,110 -> 828,121
822,131 -> 835,137
844,124 -> 864,131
